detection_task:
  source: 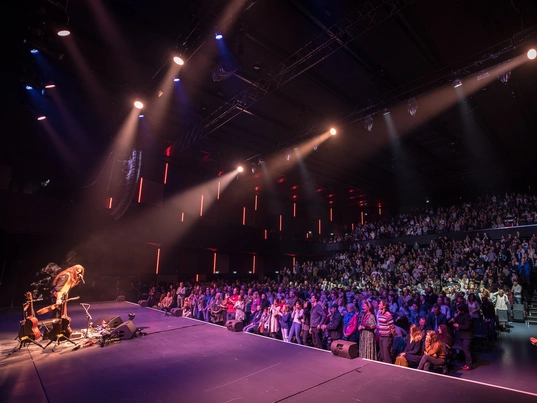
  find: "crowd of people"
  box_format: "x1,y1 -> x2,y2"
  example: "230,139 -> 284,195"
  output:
130,220 -> 535,373
323,192 -> 537,242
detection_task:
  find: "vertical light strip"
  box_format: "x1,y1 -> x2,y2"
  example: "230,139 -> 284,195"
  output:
200,195 -> 204,216
195,274 -> 199,282
264,229 -> 268,239
181,212 -> 185,222
378,207 -> 382,215
217,181 -> 221,200
306,232 -> 309,239
292,256 -> 296,267
254,195 -> 258,211
361,211 -> 364,225
242,207 -> 246,225
293,203 -> 296,217
213,252 -> 217,274
108,197 -> 113,209
279,215 -> 283,231
318,219 -> 321,235
252,255 -> 256,274
155,248 -> 161,274
330,208 -> 333,222
352,223 -> 355,231
164,162 -> 169,184
137,177 -> 144,203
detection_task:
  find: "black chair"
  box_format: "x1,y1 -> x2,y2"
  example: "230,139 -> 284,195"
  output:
471,318 -> 490,350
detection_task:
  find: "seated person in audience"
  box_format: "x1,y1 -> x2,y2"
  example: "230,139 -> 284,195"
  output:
243,305 -> 264,333
398,324 -> 423,367
418,330 -> 446,371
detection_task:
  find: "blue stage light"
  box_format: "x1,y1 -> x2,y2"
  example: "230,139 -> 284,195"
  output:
30,49 -> 39,54
26,85 -> 33,90
215,33 -> 223,40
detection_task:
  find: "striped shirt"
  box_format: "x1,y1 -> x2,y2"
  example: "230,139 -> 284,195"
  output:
377,310 -> 394,337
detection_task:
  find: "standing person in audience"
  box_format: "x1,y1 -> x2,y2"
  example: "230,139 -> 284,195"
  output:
417,330 -> 446,371
377,299 -> 395,363
322,303 -> 343,347
288,301 -> 304,344
234,294 -> 246,324
310,294 -> 327,349
301,301 -> 312,346
467,293 -> 481,321
426,303 -> 448,332
358,300 -> 377,360
452,303 -> 473,371
343,303 -> 359,343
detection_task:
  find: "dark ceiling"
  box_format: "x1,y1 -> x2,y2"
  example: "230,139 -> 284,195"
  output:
11,0 -> 537,211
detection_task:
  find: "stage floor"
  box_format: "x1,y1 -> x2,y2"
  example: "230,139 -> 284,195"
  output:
1,301 -> 537,403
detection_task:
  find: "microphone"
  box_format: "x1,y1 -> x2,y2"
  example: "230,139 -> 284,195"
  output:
79,273 -> 85,284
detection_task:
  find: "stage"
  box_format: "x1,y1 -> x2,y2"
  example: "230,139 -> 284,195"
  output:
1,301 -> 537,403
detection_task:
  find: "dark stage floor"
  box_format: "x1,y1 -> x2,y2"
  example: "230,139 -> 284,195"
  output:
1,301 -> 537,403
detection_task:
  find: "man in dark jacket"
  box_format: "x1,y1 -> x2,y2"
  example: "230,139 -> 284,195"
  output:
322,303 -> 343,347
426,303 -> 448,332
310,294 -> 327,349
452,303 -> 473,370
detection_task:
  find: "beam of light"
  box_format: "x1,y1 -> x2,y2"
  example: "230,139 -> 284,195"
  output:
155,247 -> 161,274
138,177 -> 144,203
164,162 -> 169,184
39,119 -> 76,167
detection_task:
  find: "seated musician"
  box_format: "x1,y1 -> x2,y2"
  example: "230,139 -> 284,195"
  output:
50,265 -> 85,318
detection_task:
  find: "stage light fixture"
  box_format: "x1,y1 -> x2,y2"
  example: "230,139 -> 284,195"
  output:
382,108 -> 390,116
44,82 -> 56,89
173,77 -> 180,82
330,128 -> 337,135
37,116 -> 47,121
134,100 -> 144,109
528,49 -> 537,60
453,79 -> 462,88
365,115 -> 373,132
173,56 -> 185,65
251,163 -> 257,174
25,85 -> 33,90
30,49 -> 38,54
499,71 -> 511,84
313,143 -> 319,151
252,61 -> 261,71
57,29 -> 71,37
286,150 -> 291,161
237,166 -> 244,173
407,98 -> 418,117
215,33 -> 223,40
139,114 -> 144,118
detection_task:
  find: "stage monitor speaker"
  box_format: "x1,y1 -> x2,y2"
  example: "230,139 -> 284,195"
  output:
94,315 -> 123,329
171,308 -> 183,317
112,320 -> 137,340
331,340 -> 358,359
226,320 -> 244,332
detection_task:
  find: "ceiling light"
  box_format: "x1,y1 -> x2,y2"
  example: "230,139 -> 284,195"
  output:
173,77 -> 180,82
57,30 -> 71,37
173,56 -> 185,65
237,166 -> 244,173
382,108 -> 390,115
44,82 -> 56,89
253,61 -> 261,71
286,150 -> 291,161
407,97 -> 418,117
329,128 -> 337,135
527,49 -> 536,60
251,163 -> 257,174
30,49 -> 39,54
215,33 -> 223,40
364,115 -> 373,132
37,116 -> 47,121
25,85 -> 33,90
453,79 -> 462,88
134,100 -> 144,109
139,114 -> 144,118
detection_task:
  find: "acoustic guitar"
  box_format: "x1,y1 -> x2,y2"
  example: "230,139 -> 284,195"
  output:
19,292 -> 41,341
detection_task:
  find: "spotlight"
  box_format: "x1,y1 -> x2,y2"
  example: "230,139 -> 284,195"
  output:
382,108 -> 390,116
30,49 -> 39,54
499,71 -> 511,84
215,33 -> 223,40
407,97 -> 418,117
173,77 -> 180,82
237,166 -> 244,173
134,100 -> 144,109
44,82 -> 56,89
528,49 -> 536,60
251,163 -> 257,174
453,79 -> 462,88
139,114 -> 144,118
253,61 -> 261,71
25,85 -> 33,90
364,115 -> 373,132
313,143 -> 319,151
37,116 -> 47,121
329,128 -> 337,135
286,150 -> 291,161
57,30 -> 71,37
173,56 -> 185,65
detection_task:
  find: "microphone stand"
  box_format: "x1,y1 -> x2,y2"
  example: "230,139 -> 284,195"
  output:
81,303 -> 92,338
